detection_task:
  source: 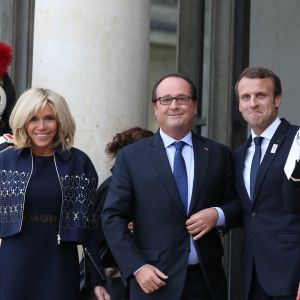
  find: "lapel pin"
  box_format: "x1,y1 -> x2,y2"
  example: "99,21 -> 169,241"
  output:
270,144 -> 278,154
203,147 -> 209,151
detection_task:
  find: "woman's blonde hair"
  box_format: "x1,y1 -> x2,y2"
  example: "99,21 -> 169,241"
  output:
9,88 -> 76,150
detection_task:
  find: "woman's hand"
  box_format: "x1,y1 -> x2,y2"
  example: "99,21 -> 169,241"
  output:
93,285 -> 111,300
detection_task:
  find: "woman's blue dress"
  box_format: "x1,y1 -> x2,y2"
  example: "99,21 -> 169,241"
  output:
0,156 -> 80,300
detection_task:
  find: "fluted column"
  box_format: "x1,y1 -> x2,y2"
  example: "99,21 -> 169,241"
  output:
32,0 -> 151,180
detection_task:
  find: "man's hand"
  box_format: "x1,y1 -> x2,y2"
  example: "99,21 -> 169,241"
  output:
128,221 -> 134,232
135,264 -> 168,294
93,285 -> 111,300
186,207 -> 218,240
296,282 -> 300,300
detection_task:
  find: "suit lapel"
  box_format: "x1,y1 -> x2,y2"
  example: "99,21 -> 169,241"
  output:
238,136 -> 253,208
148,132 -> 187,216
189,134 -> 209,214
252,119 -> 289,202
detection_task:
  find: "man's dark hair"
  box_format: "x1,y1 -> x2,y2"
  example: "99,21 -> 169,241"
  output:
151,73 -> 197,102
235,66 -> 282,99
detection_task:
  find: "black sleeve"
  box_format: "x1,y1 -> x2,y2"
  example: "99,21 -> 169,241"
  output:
291,160 -> 300,179
1,74 -> 16,134
84,249 -> 105,288
82,176 -> 117,288
94,176 -> 117,268
283,161 -> 300,213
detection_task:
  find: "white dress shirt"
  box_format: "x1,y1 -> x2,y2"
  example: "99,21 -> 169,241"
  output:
243,117 -> 281,197
159,129 -> 225,265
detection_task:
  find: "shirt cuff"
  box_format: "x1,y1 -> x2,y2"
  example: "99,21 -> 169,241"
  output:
133,265 -> 144,276
214,207 -> 226,227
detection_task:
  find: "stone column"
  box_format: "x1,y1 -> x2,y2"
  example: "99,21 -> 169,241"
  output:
0,0 -> 14,45
32,0 -> 151,181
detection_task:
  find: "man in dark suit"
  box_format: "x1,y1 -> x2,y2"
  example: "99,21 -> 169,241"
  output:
102,73 -> 241,300
234,66 -> 300,300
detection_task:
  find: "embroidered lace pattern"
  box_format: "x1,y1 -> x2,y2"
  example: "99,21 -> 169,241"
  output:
0,170 -> 30,223
59,173 -> 97,230
0,170 -> 97,230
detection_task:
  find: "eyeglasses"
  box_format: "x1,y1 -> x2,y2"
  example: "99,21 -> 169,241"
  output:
153,95 -> 193,105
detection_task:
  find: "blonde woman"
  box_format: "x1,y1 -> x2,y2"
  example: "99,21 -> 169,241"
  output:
0,88 -> 110,300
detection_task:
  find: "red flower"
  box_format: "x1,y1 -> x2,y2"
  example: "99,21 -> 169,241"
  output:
0,41 -> 13,78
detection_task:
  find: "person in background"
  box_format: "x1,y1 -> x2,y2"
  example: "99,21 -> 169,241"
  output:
80,127 -> 154,300
102,73 -> 241,300
0,88 -> 110,300
0,41 -> 16,135
234,66 -> 300,300
0,41 -> 17,151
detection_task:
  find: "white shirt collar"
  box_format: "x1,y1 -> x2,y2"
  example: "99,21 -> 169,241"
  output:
251,117 -> 281,141
159,128 -> 193,148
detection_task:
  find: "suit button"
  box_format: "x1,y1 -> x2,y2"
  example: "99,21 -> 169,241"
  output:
251,212 -> 256,218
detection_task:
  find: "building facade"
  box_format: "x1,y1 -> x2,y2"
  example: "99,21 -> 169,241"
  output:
1,0 -> 299,298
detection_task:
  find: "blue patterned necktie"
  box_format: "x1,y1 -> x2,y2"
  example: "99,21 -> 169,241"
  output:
173,141 -> 188,212
250,136 -> 264,200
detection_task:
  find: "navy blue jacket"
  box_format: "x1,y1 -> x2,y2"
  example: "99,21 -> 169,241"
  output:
102,132 -> 241,300
0,146 -> 105,284
234,119 -> 300,298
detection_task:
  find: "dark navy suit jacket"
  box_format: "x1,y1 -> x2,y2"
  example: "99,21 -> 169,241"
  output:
102,131 -> 241,300
234,119 -> 300,299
